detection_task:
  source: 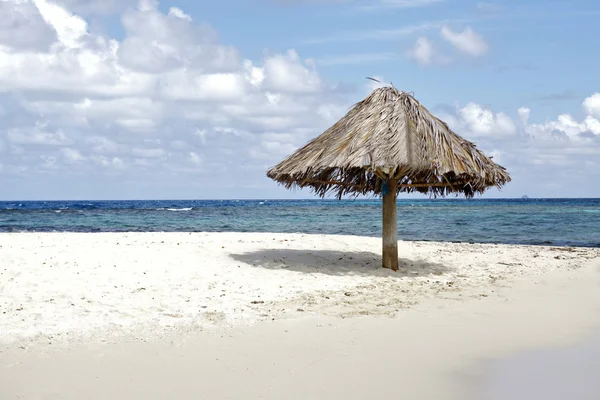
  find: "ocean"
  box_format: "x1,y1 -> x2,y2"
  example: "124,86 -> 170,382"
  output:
1,198 -> 599,247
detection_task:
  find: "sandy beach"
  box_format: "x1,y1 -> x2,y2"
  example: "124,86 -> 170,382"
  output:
1,232 -> 600,399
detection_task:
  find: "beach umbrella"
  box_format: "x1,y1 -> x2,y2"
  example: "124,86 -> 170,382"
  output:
267,86 -> 510,271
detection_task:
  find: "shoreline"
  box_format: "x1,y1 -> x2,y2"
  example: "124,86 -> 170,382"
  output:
3,198 -> 600,249
0,230 -> 600,249
2,230 -> 598,249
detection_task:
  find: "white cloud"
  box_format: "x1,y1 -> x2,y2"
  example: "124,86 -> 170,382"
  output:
51,0 -> 138,15
406,27 -> 486,66
434,96 -> 600,197
24,97 -> 164,132
194,129 -> 208,144
117,2 -> 239,74
188,151 -> 202,165
0,0 -> 349,196
168,7 -> 191,21
406,37 -> 451,66
449,103 -> 516,137
91,155 -> 124,169
517,107 -> 530,125
262,50 -> 322,93
249,141 -> 298,160
116,118 -> 158,132
526,114 -> 600,139
523,94 -> 600,140
583,93 -> 600,118
407,37 -> 434,65
7,123 -> 72,146
584,116 -> 600,134
0,0 -> 57,50
0,35 -> 154,97
34,0 -> 90,48
440,26 -> 489,57
159,72 -> 248,101
62,148 -> 85,163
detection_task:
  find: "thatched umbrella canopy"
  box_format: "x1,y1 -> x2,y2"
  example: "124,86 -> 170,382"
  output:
267,86 -> 510,271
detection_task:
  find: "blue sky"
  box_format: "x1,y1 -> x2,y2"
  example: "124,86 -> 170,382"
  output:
0,0 -> 599,200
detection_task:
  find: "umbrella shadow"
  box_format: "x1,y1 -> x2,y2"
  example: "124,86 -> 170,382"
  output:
230,249 -> 451,277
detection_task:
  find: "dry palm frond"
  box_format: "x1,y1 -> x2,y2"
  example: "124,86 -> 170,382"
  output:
267,86 -> 510,199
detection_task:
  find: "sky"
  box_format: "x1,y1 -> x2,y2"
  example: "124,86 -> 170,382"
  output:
0,0 -> 599,200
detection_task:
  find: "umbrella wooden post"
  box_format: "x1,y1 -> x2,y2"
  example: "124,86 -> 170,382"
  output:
382,178 -> 398,271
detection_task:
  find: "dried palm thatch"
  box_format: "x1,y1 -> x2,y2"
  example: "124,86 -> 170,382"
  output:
267,86 -> 510,200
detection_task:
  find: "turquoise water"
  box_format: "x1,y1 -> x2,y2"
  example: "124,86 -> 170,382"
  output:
1,198 -> 599,247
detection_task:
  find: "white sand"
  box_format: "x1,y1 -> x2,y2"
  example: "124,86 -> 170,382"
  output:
1,233 -> 600,399
1,232 -> 599,346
